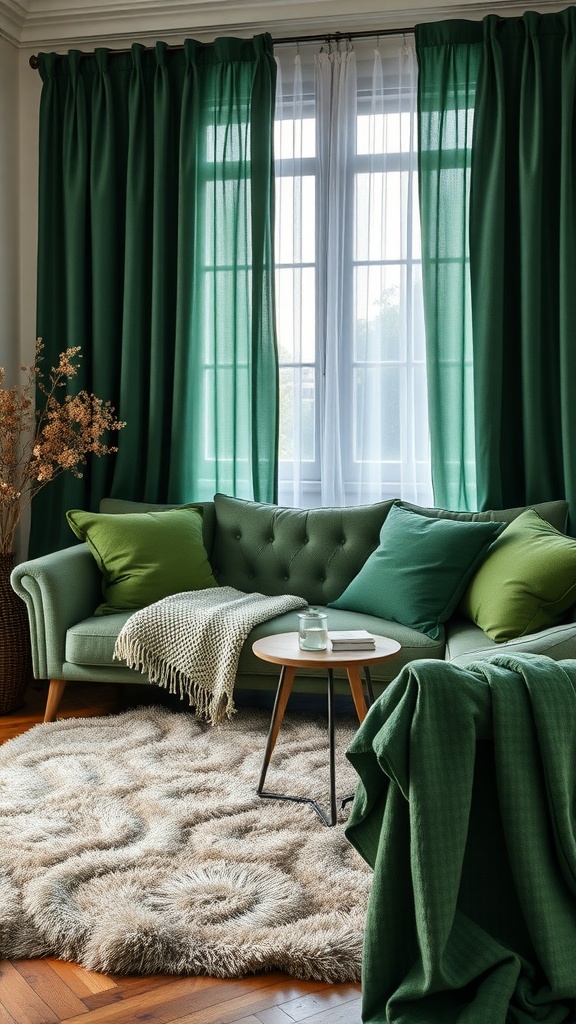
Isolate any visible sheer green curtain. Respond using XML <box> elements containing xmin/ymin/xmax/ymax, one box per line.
<box><xmin>415</xmin><ymin>21</ymin><xmax>482</xmax><ymax>511</ymax></box>
<box><xmin>470</xmin><ymin>10</ymin><xmax>576</xmax><ymax>517</ymax></box>
<box><xmin>32</xmin><ymin>36</ymin><xmax>278</xmax><ymax>556</ymax></box>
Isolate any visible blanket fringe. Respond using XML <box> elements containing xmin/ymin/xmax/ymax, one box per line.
<box><xmin>114</xmin><ymin>635</ymin><xmax>233</xmax><ymax>726</ymax></box>
<box><xmin>113</xmin><ymin>587</ymin><xmax>308</xmax><ymax>727</ymax></box>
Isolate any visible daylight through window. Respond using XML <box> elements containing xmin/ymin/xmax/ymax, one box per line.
<box><xmin>274</xmin><ymin>38</ymin><xmax>433</xmax><ymax>509</ymax></box>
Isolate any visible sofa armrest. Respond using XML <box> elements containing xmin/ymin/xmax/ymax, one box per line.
<box><xmin>11</xmin><ymin>545</ymin><xmax>101</xmax><ymax>680</ymax></box>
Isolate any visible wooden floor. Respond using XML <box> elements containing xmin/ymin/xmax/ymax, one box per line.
<box><xmin>0</xmin><ymin>680</ymin><xmax>363</xmax><ymax>1024</ymax></box>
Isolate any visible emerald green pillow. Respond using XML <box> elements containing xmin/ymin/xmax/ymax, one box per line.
<box><xmin>460</xmin><ymin>508</ymin><xmax>576</xmax><ymax>642</ymax></box>
<box><xmin>66</xmin><ymin>507</ymin><xmax>218</xmax><ymax>616</ymax></box>
<box><xmin>328</xmin><ymin>504</ymin><xmax>503</xmax><ymax>639</ymax></box>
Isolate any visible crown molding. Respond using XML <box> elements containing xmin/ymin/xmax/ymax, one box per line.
<box><xmin>0</xmin><ymin>0</ymin><xmax>570</xmax><ymax>50</ymax></box>
<box><xmin>0</xmin><ymin>0</ymin><xmax>26</xmax><ymax>45</ymax></box>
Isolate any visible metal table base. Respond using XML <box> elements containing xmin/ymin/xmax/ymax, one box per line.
<box><xmin>257</xmin><ymin>665</ymin><xmax>375</xmax><ymax>827</ymax></box>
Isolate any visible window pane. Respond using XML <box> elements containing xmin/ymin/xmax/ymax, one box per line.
<box><xmin>275</xmin><ymin>174</ymin><xmax>315</xmax><ymax>265</ymax></box>
<box><xmin>274</xmin><ymin>43</ymin><xmax>432</xmax><ymax>507</ymax></box>
<box><xmin>275</xmin><ymin>266</ymin><xmax>315</xmax><ymax>363</ymax></box>
<box><xmin>274</xmin><ymin>116</ymin><xmax>315</xmax><ymax>159</ymax></box>
<box><xmin>202</xmin><ymin>180</ymin><xmax>250</xmax><ymax>265</ymax></box>
<box><xmin>413</xmin><ymin>364</ymin><xmax>429</xmax><ymax>462</ymax></box>
<box><xmin>412</xmin><ymin>175</ymin><xmax>421</xmax><ymax>260</ymax></box>
<box><xmin>199</xmin><ymin>269</ymin><xmax>250</xmax><ymax>362</ymax></box>
<box><xmin>203</xmin><ymin>366</ymin><xmax>250</xmax><ymax>461</ymax></box>
<box><xmin>355</xmin><ymin>172</ymin><xmax>413</xmax><ymax>261</ymax></box>
<box><xmin>357</xmin><ymin>112</ymin><xmax>413</xmax><ymax>155</ymax></box>
<box><xmin>354</xmin><ymin>366</ymin><xmax>400</xmax><ymax>461</ymax></box>
<box><xmin>425</xmin><ymin>106</ymin><xmax>475</xmax><ymax>152</ymax></box>
<box><xmin>354</xmin><ymin>265</ymin><xmax>401</xmax><ymax>361</ymax></box>
<box><xmin>279</xmin><ymin>366</ymin><xmax>315</xmax><ymax>461</ymax></box>
<box><xmin>412</xmin><ymin>264</ymin><xmax>426</xmax><ymax>362</ymax></box>
<box><xmin>204</xmin><ymin>122</ymin><xmax>249</xmax><ymax>163</ymax></box>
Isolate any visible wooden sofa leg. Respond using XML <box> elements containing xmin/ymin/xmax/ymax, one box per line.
<box><xmin>44</xmin><ymin>680</ymin><xmax>67</xmax><ymax>723</ymax></box>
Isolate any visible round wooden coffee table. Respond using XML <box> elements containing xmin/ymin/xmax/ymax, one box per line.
<box><xmin>252</xmin><ymin>631</ymin><xmax>401</xmax><ymax>826</ymax></box>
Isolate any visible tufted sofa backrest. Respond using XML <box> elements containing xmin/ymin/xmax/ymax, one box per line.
<box><xmin>100</xmin><ymin>494</ymin><xmax>572</xmax><ymax>611</ymax></box>
<box><xmin>211</xmin><ymin>493</ymin><xmax>395</xmax><ymax>606</ymax></box>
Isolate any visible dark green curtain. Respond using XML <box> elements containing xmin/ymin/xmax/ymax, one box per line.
<box><xmin>417</xmin><ymin>10</ymin><xmax>576</xmax><ymax>525</ymax></box>
<box><xmin>470</xmin><ymin>10</ymin><xmax>576</xmax><ymax>518</ymax></box>
<box><xmin>416</xmin><ymin>21</ymin><xmax>482</xmax><ymax>511</ymax></box>
<box><xmin>32</xmin><ymin>36</ymin><xmax>278</xmax><ymax>556</ymax></box>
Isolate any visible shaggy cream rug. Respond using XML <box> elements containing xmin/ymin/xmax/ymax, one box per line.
<box><xmin>0</xmin><ymin>705</ymin><xmax>371</xmax><ymax>980</ymax></box>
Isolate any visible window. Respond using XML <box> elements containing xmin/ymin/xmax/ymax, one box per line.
<box><xmin>274</xmin><ymin>40</ymin><xmax>432</xmax><ymax>509</ymax></box>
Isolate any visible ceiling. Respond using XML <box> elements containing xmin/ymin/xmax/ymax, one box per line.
<box><xmin>0</xmin><ymin>0</ymin><xmax>568</xmax><ymax>49</ymax></box>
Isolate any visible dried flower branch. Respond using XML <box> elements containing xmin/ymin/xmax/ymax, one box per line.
<box><xmin>0</xmin><ymin>339</ymin><xmax>125</xmax><ymax>553</ymax></box>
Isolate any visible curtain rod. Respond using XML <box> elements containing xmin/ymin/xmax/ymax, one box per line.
<box><xmin>28</xmin><ymin>25</ymin><xmax>415</xmax><ymax>69</ymax></box>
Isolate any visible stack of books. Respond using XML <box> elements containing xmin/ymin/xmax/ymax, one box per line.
<box><xmin>329</xmin><ymin>629</ymin><xmax>376</xmax><ymax>651</ymax></box>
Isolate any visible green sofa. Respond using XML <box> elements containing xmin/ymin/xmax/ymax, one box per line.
<box><xmin>11</xmin><ymin>493</ymin><xmax>576</xmax><ymax>723</ymax></box>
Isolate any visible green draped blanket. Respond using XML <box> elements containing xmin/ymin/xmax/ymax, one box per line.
<box><xmin>345</xmin><ymin>654</ymin><xmax>576</xmax><ymax>1023</ymax></box>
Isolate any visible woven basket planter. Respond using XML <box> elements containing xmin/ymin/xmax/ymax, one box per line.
<box><xmin>0</xmin><ymin>552</ymin><xmax>33</xmax><ymax>714</ymax></box>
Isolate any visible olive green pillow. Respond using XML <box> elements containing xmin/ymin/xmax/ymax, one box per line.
<box><xmin>66</xmin><ymin>507</ymin><xmax>218</xmax><ymax>615</ymax></box>
<box><xmin>328</xmin><ymin>503</ymin><xmax>503</xmax><ymax>639</ymax></box>
<box><xmin>460</xmin><ymin>508</ymin><xmax>576</xmax><ymax>642</ymax></box>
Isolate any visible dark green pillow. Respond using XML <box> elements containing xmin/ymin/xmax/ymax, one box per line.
<box><xmin>460</xmin><ymin>508</ymin><xmax>576</xmax><ymax>641</ymax></box>
<box><xmin>328</xmin><ymin>503</ymin><xmax>503</xmax><ymax>639</ymax></box>
<box><xmin>66</xmin><ymin>507</ymin><xmax>218</xmax><ymax>615</ymax></box>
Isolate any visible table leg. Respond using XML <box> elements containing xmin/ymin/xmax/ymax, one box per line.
<box><xmin>257</xmin><ymin>664</ymin><xmax>296</xmax><ymax>793</ymax></box>
<box><xmin>257</xmin><ymin>663</ymin><xmax>338</xmax><ymax>827</ymax></box>
<box><xmin>327</xmin><ymin>668</ymin><xmax>337</xmax><ymax>826</ymax></box>
<box><xmin>363</xmin><ymin>666</ymin><xmax>375</xmax><ymax>707</ymax></box>
<box><xmin>346</xmin><ymin>664</ymin><xmax>369</xmax><ymax>723</ymax></box>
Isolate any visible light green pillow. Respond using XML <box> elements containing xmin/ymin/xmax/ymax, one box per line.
<box><xmin>328</xmin><ymin>504</ymin><xmax>503</xmax><ymax>639</ymax></box>
<box><xmin>66</xmin><ymin>507</ymin><xmax>218</xmax><ymax>615</ymax></box>
<box><xmin>460</xmin><ymin>508</ymin><xmax>576</xmax><ymax>642</ymax></box>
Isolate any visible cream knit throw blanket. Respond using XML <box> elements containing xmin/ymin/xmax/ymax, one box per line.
<box><xmin>114</xmin><ymin>587</ymin><xmax>307</xmax><ymax>725</ymax></box>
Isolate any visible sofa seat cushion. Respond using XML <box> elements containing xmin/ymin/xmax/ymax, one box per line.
<box><xmin>444</xmin><ymin>616</ymin><xmax>500</xmax><ymax>663</ymax></box>
<box><xmin>66</xmin><ymin>606</ymin><xmax>444</xmax><ymax>684</ymax></box>
<box><xmin>66</xmin><ymin>612</ymin><xmax>134</xmax><ymax>666</ymax></box>
<box><xmin>238</xmin><ymin>607</ymin><xmax>445</xmax><ymax>683</ymax></box>
<box><xmin>446</xmin><ymin>614</ymin><xmax>576</xmax><ymax>665</ymax></box>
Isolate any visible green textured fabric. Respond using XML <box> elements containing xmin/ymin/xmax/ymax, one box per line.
<box><xmin>66</xmin><ymin>507</ymin><xmax>217</xmax><ymax>615</ymax></box>
<box><xmin>415</xmin><ymin>21</ymin><xmax>482</xmax><ymax>511</ymax></box>
<box><xmin>328</xmin><ymin>504</ymin><xmax>502</xmax><ymax>639</ymax></box>
<box><xmin>31</xmin><ymin>37</ymin><xmax>278</xmax><ymax>557</ymax></box>
<box><xmin>461</xmin><ymin>509</ymin><xmax>576</xmax><ymax>642</ymax></box>
<box><xmin>98</xmin><ymin>498</ymin><xmax>218</xmax><ymax>565</ymax></box>
<box><xmin>469</xmin><ymin>11</ymin><xmax>576</xmax><ymax>521</ymax></box>
<box><xmin>345</xmin><ymin>654</ymin><xmax>576</xmax><ymax>1024</ymax></box>
<box><xmin>417</xmin><ymin>12</ymin><xmax>576</xmax><ymax>526</ymax></box>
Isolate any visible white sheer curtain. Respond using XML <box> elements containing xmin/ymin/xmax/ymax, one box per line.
<box><xmin>274</xmin><ymin>37</ymin><xmax>433</xmax><ymax>509</ymax></box>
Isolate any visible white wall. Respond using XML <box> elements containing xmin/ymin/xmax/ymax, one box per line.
<box><xmin>18</xmin><ymin>48</ymin><xmax>40</xmax><ymax>370</ymax></box>
<box><xmin>0</xmin><ymin>35</ymin><xmax>19</xmax><ymax>379</ymax></box>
